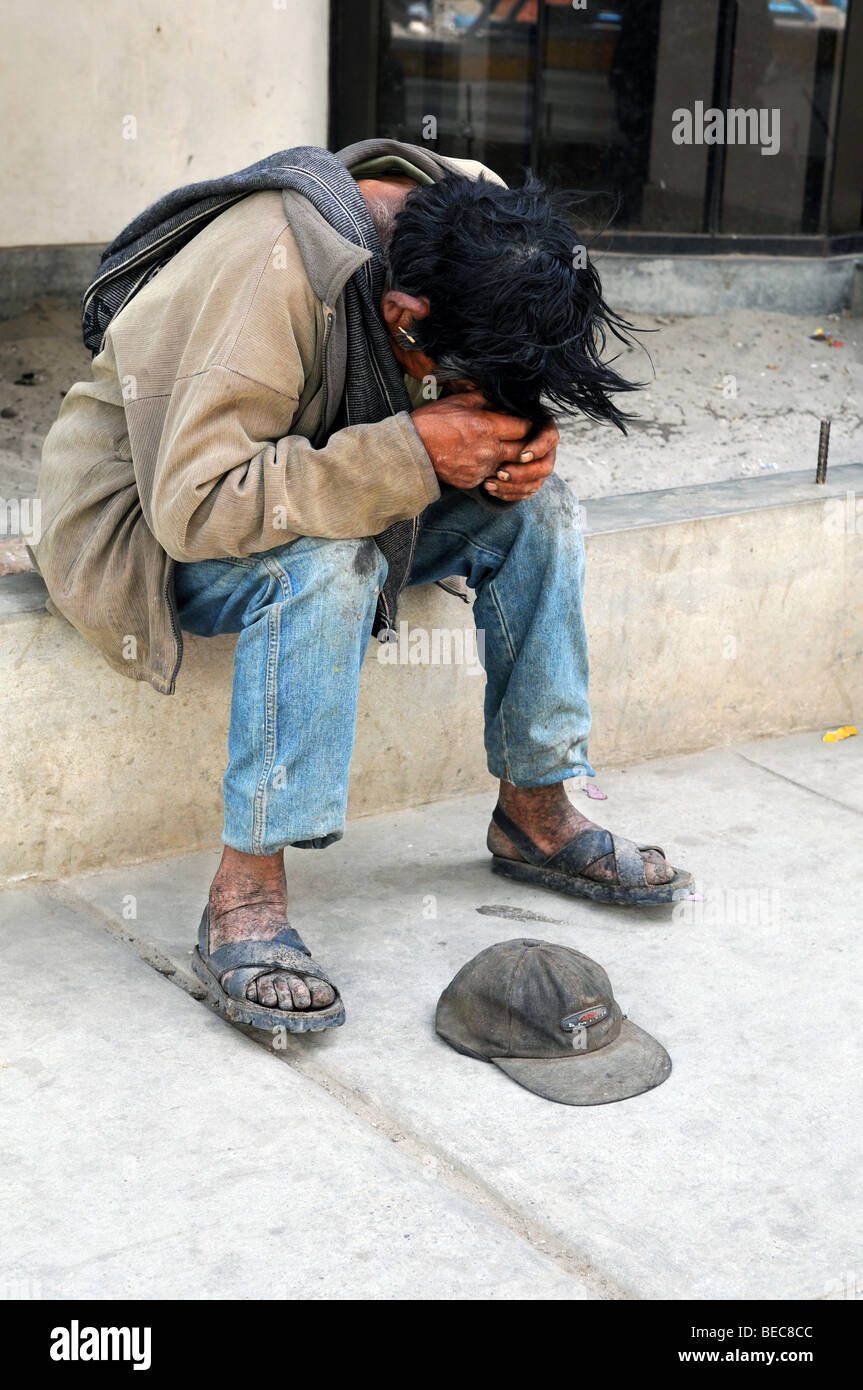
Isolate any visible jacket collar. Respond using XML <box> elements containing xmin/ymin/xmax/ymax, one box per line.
<box><xmin>336</xmin><ymin>137</ymin><xmax>461</xmax><ymax>184</ymax></box>
<box><xmin>280</xmin><ymin>189</ymin><xmax>372</xmax><ymax>307</ymax></box>
<box><xmin>284</xmin><ymin>138</ymin><xmax>465</xmax><ymax>308</ymax></box>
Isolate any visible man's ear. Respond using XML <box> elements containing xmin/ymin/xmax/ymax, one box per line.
<box><xmin>380</xmin><ymin>290</ymin><xmax>431</xmax><ymax>337</ymax></box>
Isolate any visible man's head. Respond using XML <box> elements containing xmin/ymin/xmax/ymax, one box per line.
<box><xmin>379</xmin><ymin>173</ymin><xmax>639</xmax><ymax>431</ymax></box>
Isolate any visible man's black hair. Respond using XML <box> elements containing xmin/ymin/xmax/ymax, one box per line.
<box><xmin>387</xmin><ymin>173</ymin><xmax>640</xmax><ymax>431</ymax></box>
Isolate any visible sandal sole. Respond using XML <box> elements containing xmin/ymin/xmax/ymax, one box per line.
<box><xmin>491</xmin><ymin>855</ymin><xmax>694</xmax><ymax>907</ymax></box>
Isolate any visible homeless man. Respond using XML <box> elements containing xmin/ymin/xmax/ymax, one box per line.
<box><xmin>31</xmin><ymin>140</ymin><xmax>693</xmax><ymax>1033</ymax></box>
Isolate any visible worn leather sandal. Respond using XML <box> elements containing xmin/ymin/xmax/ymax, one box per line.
<box><xmin>191</xmin><ymin>906</ymin><xmax>345</xmax><ymax>1032</ymax></box>
<box><xmin>489</xmin><ymin>806</ymin><xmax>694</xmax><ymax>906</ymax></box>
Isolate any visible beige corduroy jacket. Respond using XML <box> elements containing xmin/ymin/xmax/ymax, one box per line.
<box><xmin>31</xmin><ymin>145</ymin><xmax>503</xmax><ymax>694</ymax></box>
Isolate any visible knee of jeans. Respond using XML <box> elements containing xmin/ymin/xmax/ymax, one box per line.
<box><xmin>520</xmin><ymin>473</ymin><xmax>584</xmax><ymax>534</ymax></box>
<box><xmin>313</xmin><ymin>536</ymin><xmax>388</xmax><ymax>600</ymax></box>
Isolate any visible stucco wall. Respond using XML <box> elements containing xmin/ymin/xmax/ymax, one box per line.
<box><xmin>0</xmin><ymin>0</ymin><xmax>330</xmax><ymax>248</ymax></box>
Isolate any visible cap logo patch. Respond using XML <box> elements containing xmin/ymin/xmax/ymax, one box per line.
<box><xmin>560</xmin><ymin>1005</ymin><xmax>608</xmax><ymax>1032</ymax></box>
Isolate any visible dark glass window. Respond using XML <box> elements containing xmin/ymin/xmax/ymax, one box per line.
<box><xmin>720</xmin><ymin>1</ymin><xmax>850</xmax><ymax>234</ymax></box>
<box><xmin>332</xmin><ymin>1</ymin><xmax>861</xmax><ymax>242</ymax></box>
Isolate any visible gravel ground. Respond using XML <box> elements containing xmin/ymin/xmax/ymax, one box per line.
<box><xmin>2</xmin><ymin>295</ymin><xmax>861</xmax><ymax>572</ymax></box>
<box><xmin>555</xmin><ymin>306</ymin><xmax>862</xmax><ymax>498</ymax></box>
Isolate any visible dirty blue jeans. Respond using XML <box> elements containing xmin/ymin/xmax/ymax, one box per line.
<box><xmin>173</xmin><ymin>473</ymin><xmax>594</xmax><ymax>854</ymax></box>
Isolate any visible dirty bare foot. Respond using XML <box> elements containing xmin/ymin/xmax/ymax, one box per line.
<box><xmin>487</xmin><ymin>781</ymin><xmax>674</xmax><ymax>886</ymax></box>
<box><xmin>207</xmin><ymin>847</ymin><xmax>336</xmax><ymax>1010</ymax></box>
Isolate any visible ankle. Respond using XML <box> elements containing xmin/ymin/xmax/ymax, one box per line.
<box><xmin>495</xmin><ymin>782</ymin><xmax>595</xmax><ymax>855</ymax></box>
<box><xmin>498</xmin><ymin>781</ymin><xmax>571</xmax><ymax>817</ymax></box>
<box><xmin>209</xmin><ymin>846</ymin><xmax>286</xmax><ymax>915</ymax></box>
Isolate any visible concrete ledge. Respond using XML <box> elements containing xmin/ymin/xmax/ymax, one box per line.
<box><xmin>0</xmin><ymin>570</ymin><xmax>48</xmax><ymax>616</ymax></box>
<box><xmin>0</xmin><ymin>244</ymin><xmax>101</xmax><ymax>321</ymax></box>
<box><xmin>598</xmin><ymin>251</ymin><xmax>860</xmax><ymax>317</ymax></box>
<box><xmin>584</xmin><ymin>469</ymin><xmax>862</xmax><ymax>765</ymax></box>
<box><xmin>2</xmin><ymin>583</ymin><xmax>494</xmax><ymax>882</ymax></box>
<box><xmin>583</xmin><ymin>463</ymin><xmax>863</xmax><ymax>533</ymax></box>
<box><xmin>2</xmin><ymin>466</ymin><xmax>861</xmax><ymax>881</ymax></box>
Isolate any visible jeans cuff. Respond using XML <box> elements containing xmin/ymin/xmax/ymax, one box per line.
<box><xmin>221</xmin><ymin>827</ymin><xmax>345</xmax><ymax>855</ymax></box>
<box><xmin>487</xmin><ymin>760</ymin><xmax>596</xmax><ymax>787</ymax></box>
<box><xmin>290</xmin><ymin>831</ymin><xmax>344</xmax><ymax>850</ymax></box>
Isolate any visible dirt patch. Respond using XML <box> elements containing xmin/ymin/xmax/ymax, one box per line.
<box><xmin>2</xmin><ymin>298</ymin><xmax>861</xmax><ymax>576</ymax></box>
<box><xmin>555</xmin><ymin>307</ymin><xmax>862</xmax><ymax>498</ymax></box>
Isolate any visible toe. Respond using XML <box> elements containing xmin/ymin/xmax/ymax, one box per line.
<box><xmin>273</xmin><ymin>976</ymin><xmax>294</xmax><ymax>1012</ymax></box>
<box><xmin>245</xmin><ymin>977</ymin><xmax>258</xmax><ymax>1004</ymax></box>
<box><xmin>308</xmin><ymin>977</ymin><xmax>336</xmax><ymax>1009</ymax></box>
<box><xmin>286</xmin><ymin>974</ymin><xmax>311</xmax><ymax>1009</ymax></box>
<box><xmin>642</xmin><ymin>851</ymin><xmax>675</xmax><ymax>885</ymax></box>
<box><xmin>256</xmin><ymin>974</ymin><xmax>279</xmax><ymax>1008</ymax></box>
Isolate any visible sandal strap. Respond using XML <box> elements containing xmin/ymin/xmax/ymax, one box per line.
<box><xmin>209</xmin><ymin>943</ymin><xmax>337</xmax><ymax>1001</ymax></box>
<box><xmin>544</xmin><ymin>828</ymin><xmax>615</xmax><ymax>877</ymax></box>
<box><xmin>196</xmin><ymin>908</ymin><xmax>337</xmax><ymax>1001</ymax></box>
<box><xmin>207</xmin><ymin>939</ymin><xmax>314</xmax><ymax>976</ymax></box>
<box><xmin>491</xmin><ymin>806</ymin><xmax>548</xmax><ymax>866</ymax></box>
<box><xmin>493</xmin><ymin>806</ymin><xmax>615</xmax><ymax>877</ymax></box>
<box><xmin>492</xmin><ymin>809</ymin><xmax>668</xmax><ymax>889</ymax></box>
<box><xmin>197</xmin><ymin>906</ymin><xmax>309</xmax><ymax>958</ymax></box>
<box><xmin>612</xmin><ymin>834</ymin><xmax>650</xmax><ymax>888</ymax></box>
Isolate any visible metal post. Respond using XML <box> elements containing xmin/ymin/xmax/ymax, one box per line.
<box><xmin>816</xmin><ymin>419</ymin><xmax>831</xmax><ymax>484</ymax></box>
<box><xmin>529</xmin><ymin>0</ymin><xmax>549</xmax><ymax>173</ymax></box>
<box><xmin>702</xmin><ymin>0</ymin><xmax>738</xmax><ymax>235</ymax></box>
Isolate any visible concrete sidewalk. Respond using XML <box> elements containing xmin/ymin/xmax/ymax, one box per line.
<box><xmin>1</xmin><ymin>731</ymin><xmax>861</xmax><ymax>1300</ymax></box>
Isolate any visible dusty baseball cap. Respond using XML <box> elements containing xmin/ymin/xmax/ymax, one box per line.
<box><xmin>435</xmin><ymin>938</ymin><xmax>671</xmax><ymax>1106</ymax></box>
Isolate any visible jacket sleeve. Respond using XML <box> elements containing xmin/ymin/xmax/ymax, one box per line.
<box><xmin>149</xmin><ymin>363</ymin><xmax>439</xmax><ymax>562</ymax></box>
<box><xmin>146</xmin><ymin>213</ymin><xmax>440</xmax><ymax>563</ymax></box>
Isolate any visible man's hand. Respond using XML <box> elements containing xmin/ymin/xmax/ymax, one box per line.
<box><xmin>484</xmin><ymin>415</ymin><xmax>559</xmax><ymax>501</ymax></box>
<box><xmin>411</xmin><ymin>392</ymin><xmax>558</xmax><ymax>501</ymax></box>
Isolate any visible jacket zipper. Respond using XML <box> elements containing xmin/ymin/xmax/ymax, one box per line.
<box><xmin>320</xmin><ymin>306</ymin><xmax>334</xmax><ymax>429</ymax></box>
<box><xmin>164</xmin><ymin>560</ymin><xmax>184</xmax><ymax>695</ymax></box>
<box><xmin>319</xmin><ymin>300</ymin><xmax>393</xmax><ymax>640</ymax></box>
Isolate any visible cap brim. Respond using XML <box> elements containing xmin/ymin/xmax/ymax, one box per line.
<box><xmin>492</xmin><ymin>1019</ymin><xmax>671</xmax><ymax>1106</ymax></box>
